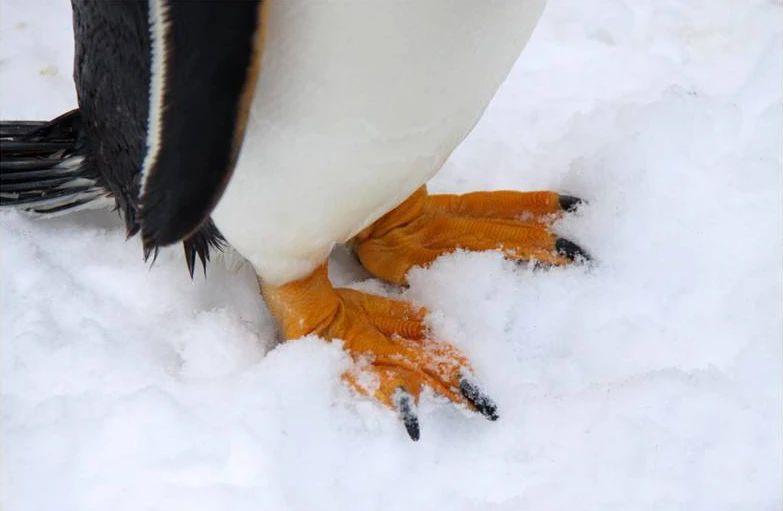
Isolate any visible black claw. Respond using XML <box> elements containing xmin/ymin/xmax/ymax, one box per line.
<box><xmin>460</xmin><ymin>379</ymin><xmax>499</xmax><ymax>421</ymax></box>
<box><xmin>395</xmin><ymin>389</ymin><xmax>420</xmax><ymax>441</ymax></box>
<box><xmin>555</xmin><ymin>238</ymin><xmax>591</xmax><ymax>262</ymax></box>
<box><xmin>558</xmin><ymin>194</ymin><xmax>584</xmax><ymax>213</ymax></box>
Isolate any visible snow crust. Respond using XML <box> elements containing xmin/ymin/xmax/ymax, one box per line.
<box><xmin>2</xmin><ymin>0</ymin><xmax>781</xmax><ymax>509</ymax></box>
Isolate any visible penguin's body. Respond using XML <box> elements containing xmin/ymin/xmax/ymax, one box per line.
<box><xmin>2</xmin><ymin>0</ymin><xmax>592</xmax><ymax>440</ymax></box>
<box><xmin>3</xmin><ymin>0</ymin><xmax>546</xmax><ymax>278</ymax></box>
<box><xmin>214</xmin><ymin>1</ymin><xmax>546</xmax><ymax>283</ymax></box>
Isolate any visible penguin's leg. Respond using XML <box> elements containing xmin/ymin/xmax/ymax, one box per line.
<box><xmin>351</xmin><ymin>186</ymin><xmax>589</xmax><ymax>285</ymax></box>
<box><xmin>260</xmin><ymin>263</ymin><xmax>498</xmax><ymax>440</ymax></box>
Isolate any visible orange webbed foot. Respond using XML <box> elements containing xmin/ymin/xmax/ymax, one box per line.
<box><xmin>352</xmin><ymin>186</ymin><xmax>590</xmax><ymax>285</ymax></box>
<box><xmin>261</xmin><ymin>264</ymin><xmax>498</xmax><ymax>441</ymax></box>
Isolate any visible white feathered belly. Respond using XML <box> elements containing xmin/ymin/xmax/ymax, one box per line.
<box><xmin>212</xmin><ymin>0</ymin><xmax>546</xmax><ymax>284</ymax></box>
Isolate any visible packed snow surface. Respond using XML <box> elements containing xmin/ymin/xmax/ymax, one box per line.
<box><xmin>1</xmin><ymin>1</ymin><xmax>781</xmax><ymax>510</ymax></box>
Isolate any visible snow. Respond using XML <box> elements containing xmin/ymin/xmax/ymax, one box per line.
<box><xmin>1</xmin><ymin>0</ymin><xmax>781</xmax><ymax>509</ymax></box>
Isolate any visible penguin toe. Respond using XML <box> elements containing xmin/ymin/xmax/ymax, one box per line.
<box><xmin>558</xmin><ymin>194</ymin><xmax>584</xmax><ymax>213</ymax></box>
<box><xmin>555</xmin><ymin>237</ymin><xmax>591</xmax><ymax>262</ymax></box>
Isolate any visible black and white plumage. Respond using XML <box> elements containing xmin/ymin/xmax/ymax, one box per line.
<box><xmin>1</xmin><ymin>0</ymin><xmax>263</xmax><ymax>275</ymax></box>
<box><xmin>1</xmin><ymin>0</ymin><xmax>547</xmax><ymax>284</ymax></box>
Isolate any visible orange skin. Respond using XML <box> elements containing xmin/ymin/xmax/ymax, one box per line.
<box><xmin>262</xmin><ymin>264</ymin><xmax>468</xmax><ymax>408</ymax></box>
<box><xmin>353</xmin><ymin>186</ymin><xmax>573</xmax><ymax>285</ymax></box>
<box><xmin>260</xmin><ymin>186</ymin><xmax>584</xmax><ymax>427</ymax></box>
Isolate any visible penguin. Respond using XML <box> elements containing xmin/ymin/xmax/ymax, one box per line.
<box><xmin>0</xmin><ymin>0</ymin><xmax>588</xmax><ymax>441</ymax></box>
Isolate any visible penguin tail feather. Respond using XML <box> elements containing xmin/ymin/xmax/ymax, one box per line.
<box><xmin>2</xmin><ymin>109</ymin><xmax>226</xmax><ymax>279</ymax></box>
<box><xmin>0</xmin><ymin>109</ymin><xmax>111</xmax><ymax>216</ymax></box>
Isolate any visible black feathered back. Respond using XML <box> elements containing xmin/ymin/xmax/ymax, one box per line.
<box><xmin>72</xmin><ymin>0</ymin><xmax>149</xmax><ymax>235</ymax></box>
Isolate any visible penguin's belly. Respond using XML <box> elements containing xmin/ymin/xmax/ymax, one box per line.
<box><xmin>212</xmin><ymin>0</ymin><xmax>546</xmax><ymax>284</ymax></box>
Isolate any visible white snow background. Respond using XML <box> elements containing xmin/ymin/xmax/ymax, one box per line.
<box><xmin>1</xmin><ymin>1</ymin><xmax>781</xmax><ymax>510</ymax></box>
